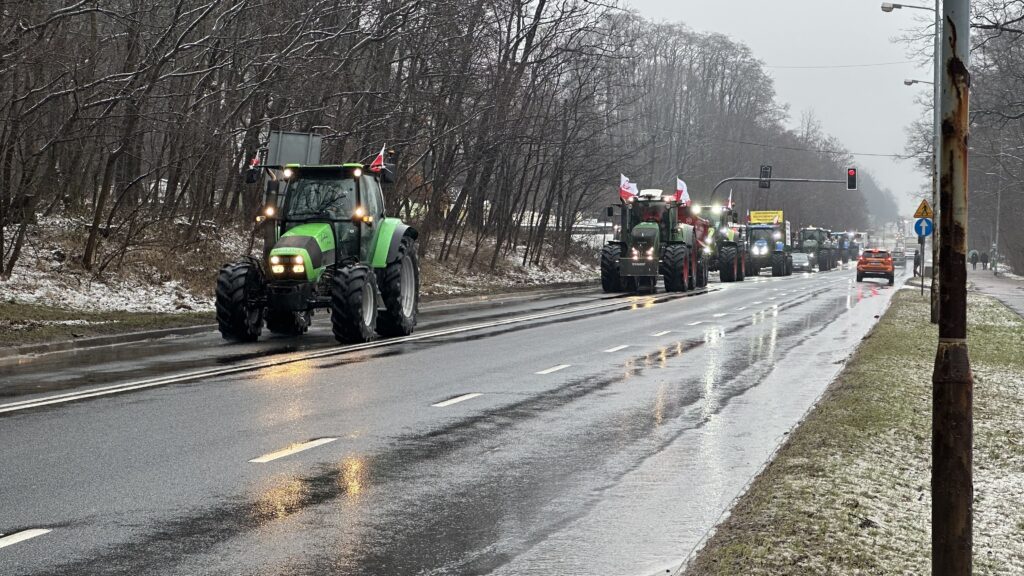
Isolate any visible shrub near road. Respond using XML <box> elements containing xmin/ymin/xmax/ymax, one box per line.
<box><xmin>684</xmin><ymin>290</ymin><xmax>1024</xmax><ymax>575</ymax></box>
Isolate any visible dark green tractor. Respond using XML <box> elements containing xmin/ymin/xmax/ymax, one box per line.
<box><xmin>747</xmin><ymin>223</ymin><xmax>793</xmax><ymax>277</ymax></box>
<box><xmin>601</xmin><ymin>190</ymin><xmax>701</xmax><ymax>294</ymax></box>
<box><xmin>216</xmin><ymin>163</ymin><xmax>419</xmax><ymax>343</ymax></box>
<box><xmin>797</xmin><ymin>227</ymin><xmax>834</xmax><ymax>272</ymax></box>
<box><xmin>693</xmin><ymin>204</ymin><xmax>748</xmax><ymax>282</ymax></box>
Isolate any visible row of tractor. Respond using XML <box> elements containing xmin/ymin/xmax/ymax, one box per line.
<box><xmin>599</xmin><ymin>189</ymin><xmax>857</xmax><ymax>294</ymax></box>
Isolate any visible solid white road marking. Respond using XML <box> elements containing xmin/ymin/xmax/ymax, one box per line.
<box><xmin>536</xmin><ymin>364</ymin><xmax>571</xmax><ymax>375</ymax></box>
<box><xmin>432</xmin><ymin>393</ymin><xmax>482</xmax><ymax>408</ymax></box>
<box><xmin>687</xmin><ymin>321</ymin><xmax>704</xmax><ymax>326</ymax></box>
<box><xmin>651</xmin><ymin>330</ymin><xmax>672</xmax><ymax>336</ymax></box>
<box><xmin>0</xmin><ymin>529</ymin><xmax>51</xmax><ymax>549</ymax></box>
<box><xmin>604</xmin><ymin>345</ymin><xmax>630</xmax><ymax>353</ymax></box>
<box><xmin>249</xmin><ymin>437</ymin><xmax>337</xmax><ymax>463</ymax></box>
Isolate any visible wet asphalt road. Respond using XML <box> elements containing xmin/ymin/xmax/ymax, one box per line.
<box><xmin>0</xmin><ymin>266</ymin><xmax>909</xmax><ymax>576</ymax></box>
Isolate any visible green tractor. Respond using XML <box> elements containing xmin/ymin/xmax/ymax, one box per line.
<box><xmin>797</xmin><ymin>226</ymin><xmax>836</xmax><ymax>272</ymax></box>
<box><xmin>216</xmin><ymin>162</ymin><xmax>420</xmax><ymax>343</ymax></box>
<box><xmin>691</xmin><ymin>203</ymin><xmax>748</xmax><ymax>282</ymax></box>
<box><xmin>601</xmin><ymin>189</ymin><xmax>703</xmax><ymax>294</ymax></box>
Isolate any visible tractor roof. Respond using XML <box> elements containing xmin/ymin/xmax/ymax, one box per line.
<box><xmin>281</xmin><ymin>163</ymin><xmax>364</xmax><ymax>169</ymax></box>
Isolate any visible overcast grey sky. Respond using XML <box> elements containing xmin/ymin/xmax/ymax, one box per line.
<box><xmin>625</xmin><ymin>0</ymin><xmax>932</xmax><ymax>213</ymax></box>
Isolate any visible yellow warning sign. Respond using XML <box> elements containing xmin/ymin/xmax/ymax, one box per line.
<box><xmin>914</xmin><ymin>200</ymin><xmax>934</xmax><ymax>219</ymax></box>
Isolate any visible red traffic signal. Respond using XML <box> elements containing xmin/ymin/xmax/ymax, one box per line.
<box><xmin>846</xmin><ymin>168</ymin><xmax>858</xmax><ymax>190</ymax></box>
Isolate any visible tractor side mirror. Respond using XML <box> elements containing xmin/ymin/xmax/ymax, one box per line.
<box><xmin>381</xmin><ymin>163</ymin><xmax>397</xmax><ymax>184</ymax></box>
<box><xmin>245</xmin><ymin>168</ymin><xmax>260</xmax><ymax>184</ymax></box>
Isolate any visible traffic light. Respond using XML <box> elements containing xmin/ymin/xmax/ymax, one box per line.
<box><xmin>846</xmin><ymin>167</ymin><xmax>858</xmax><ymax>191</ymax></box>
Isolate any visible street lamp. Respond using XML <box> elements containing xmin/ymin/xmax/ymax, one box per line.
<box><xmin>904</xmin><ymin>78</ymin><xmax>934</xmax><ymax>85</ymax></box>
<box><xmin>882</xmin><ymin>0</ymin><xmax>941</xmax><ymax>324</ymax></box>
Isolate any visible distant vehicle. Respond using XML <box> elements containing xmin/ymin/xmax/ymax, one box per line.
<box><xmin>856</xmin><ymin>248</ymin><xmax>895</xmax><ymax>286</ymax></box>
<box><xmin>892</xmin><ymin>247</ymin><xmax>906</xmax><ymax>267</ymax></box>
<box><xmin>792</xmin><ymin>252</ymin><xmax>812</xmax><ymax>272</ymax></box>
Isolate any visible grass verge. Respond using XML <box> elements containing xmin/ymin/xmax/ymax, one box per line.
<box><xmin>0</xmin><ymin>301</ymin><xmax>212</xmax><ymax>348</ymax></box>
<box><xmin>684</xmin><ymin>289</ymin><xmax>1024</xmax><ymax>575</ymax></box>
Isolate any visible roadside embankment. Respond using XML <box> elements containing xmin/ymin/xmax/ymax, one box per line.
<box><xmin>683</xmin><ymin>289</ymin><xmax>1024</xmax><ymax>575</ymax></box>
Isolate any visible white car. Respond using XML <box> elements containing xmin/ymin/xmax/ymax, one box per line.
<box><xmin>792</xmin><ymin>252</ymin><xmax>812</xmax><ymax>271</ymax></box>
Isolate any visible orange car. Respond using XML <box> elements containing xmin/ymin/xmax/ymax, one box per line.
<box><xmin>856</xmin><ymin>248</ymin><xmax>895</xmax><ymax>285</ymax></box>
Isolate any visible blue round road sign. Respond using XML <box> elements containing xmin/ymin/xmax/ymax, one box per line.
<box><xmin>915</xmin><ymin>218</ymin><xmax>933</xmax><ymax>237</ymax></box>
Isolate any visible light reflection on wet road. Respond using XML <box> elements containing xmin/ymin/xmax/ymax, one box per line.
<box><xmin>0</xmin><ymin>268</ymin><xmax>908</xmax><ymax>576</ymax></box>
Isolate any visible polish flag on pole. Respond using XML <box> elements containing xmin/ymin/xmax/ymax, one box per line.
<box><xmin>675</xmin><ymin>178</ymin><xmax>690</xmax><ymax>205</ymax></box>
<box><xmin>619</xmin><ymin>174</ymin><xmax>638</xmax><ymax>201</ymax></box>
<box><xmin>369</xmin><ymin>144</ymin><xmax>386</xmax><ymax>173</ymax></box>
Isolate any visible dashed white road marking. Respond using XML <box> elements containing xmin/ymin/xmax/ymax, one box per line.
<box><xmin>604</xmin><ymin>345</ymin><xmax>630</xmax><ymax>353</ymax></box>
<box><xmin>249</xmin><ymin>437</ymin><xmax>338</xmax><ymax>463</ymax></box>
<box><xmin>753</xmin><ymin>301</ymin><xmax>764</xmax><ymax>305</ymax></box>
<box><xmin>687</xmin><ymin>321</ymin><xmax>704</xmax><ymax>326</ymax></box>
<box><xmin>651</xmin><ymin>330</ymin><xmax>672</xmax><ymax>337</ymax></box>
<box><xmin>736</xmin><ymin>307</ymin><xmax>747</xmax><ymax>311</ymax></box>
<box><xmin>432</xmin><ymin>392</ymin><xmax>483</xmax><ymax>408</ymax></box>
<box><xmin>0</xmin><ymin>529</ymin><xmax>50</xmax><ymax>549</ymax></box>
<box><xmin>768</xmin><ymin>297</ymin><xmax>777</xmax><ymax>301</ymax></box>
<box><xmin>712</xmin><ymin>313</ymin><xmax>729</xmax><ymax>318</ymax></box>
<box><xmin>536</xmin><ymin>364</ymin><xmax>571</xmax><ymax>375</ymax></box>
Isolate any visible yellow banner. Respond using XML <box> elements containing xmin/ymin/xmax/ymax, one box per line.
<box><xmin>749</xmin><ymin>210</ymin><xmax>784</xmax><ymax>224</ymax></box>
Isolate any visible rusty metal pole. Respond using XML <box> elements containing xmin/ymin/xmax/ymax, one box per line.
<box><xmin>933</xmin><ymin>0</ymin><xmax>974</xmax><ymax>574</ymax></box>
<box><xmin>931</xmin><ymin>0</ymin><xmax>942</xmax><ymax>324</ymax></box>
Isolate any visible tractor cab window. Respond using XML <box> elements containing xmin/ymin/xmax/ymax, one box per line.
<box><xmin>360</xmin><ymin>175</ymin><xmax>384</xmax><ymax>218</ymax></box>
<box><xmin>284</xmin><ymin>175</ymin><xmax>356</xmax><ymax>220</ymax></box>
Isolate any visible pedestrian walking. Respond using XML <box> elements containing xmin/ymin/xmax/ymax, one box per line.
<box><xmin>969</xmin><ymin>250</ymin><xmax>979</xmax><ymax>270</ymax></box>
<box><xmin>981</xmin><ymin>251</ymin><xmax>990</xmax><ymax>270</ymax></box>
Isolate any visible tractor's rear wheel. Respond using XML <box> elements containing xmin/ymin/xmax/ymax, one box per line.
<box><xmin>661</xmin><ymin>244</ymin><xmax>689</xmax><ymax>292</ymax></box>
<box><xmin>771</xmin><ymin>253</ymin><xmax>784</xmax><ymax>277</ymax></box>
<box><xmin>216</xmin><ymin>261</ymin><xmax>264</xmax><ymax>342</ymax></box>
<box><xmin>719</xmin><ymin>246</ymin><xmax>737</xmax><ymax>282</ymax></box>
<box><xmin>736</xmin><ymin>250</ymin><xmax>747</xmax><ymax>282</ymax></box>
<box><xmin>266</xmin><ymin>310</ymin><xmax>310</xmax><ymax>336</ymax></box>
<box><xmin>687</xmin><ymin>250</ymin><xmax>697</xmax><ymax>290</ymax></box>
<box><xmin>601</xmin><ymin>244</ymin><xmax>624</xmax><ymax>293</ymax></box>
<box><xmin>377</xmin><ymin>236</ymin><xmax>419</xmax><ymax>337</ymax></box>
<box><xmin>331</xmin><ymin>264</ymin><xmax>378</xmax><ymax>343</ymax></box>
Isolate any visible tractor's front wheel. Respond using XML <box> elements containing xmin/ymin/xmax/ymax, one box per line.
<box><xmin>771</xmin><ymin>253</ymin><xmax>785</xmax><ymax>277</ymax></box>
<box><xmin>719</xmin><ymin>246</ymin><xmax>737</xmax><ymax>282</ymax></box>
<box><xmin>661</xmin><ymin>244</ymin><xmax>689</xmax><ymax>292</ymax></box>
<box><xmin>216</xmin><ymin>261</ymin><xmax>264</xmax><ymax>342</ymax></box>
<box><xmin>331</xmin><ymin>264</ymin><xmax>378</xmax><ymax>343</ymax></box>
<box><xmin>601</xmin><ymin>244</ymin><xmax>624</xmax><ymax>293</ymax></box>
<box><xmin>377</xmin><ymin>237</ymin><xmax>419</xmax><ymax>337</ymax></box>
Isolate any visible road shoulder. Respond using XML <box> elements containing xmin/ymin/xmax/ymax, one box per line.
<box><xmin>681</xmin><ymin>289</ymin><xmax>1024</xmax><ymax>575</ymax></box>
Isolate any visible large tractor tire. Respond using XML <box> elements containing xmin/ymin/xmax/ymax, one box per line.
<box><xmin>786</xmin><ymin>255</ymin><xmax>794</xmax><ymax>276</ymax></box>
<box><xmin>377</xmin><ymin>236</ymin><xmax>419</xmax><ymax>337</ymax></box>
<box><xmin>736</xmin><ymin>250</ymin><xmax>747</xmax><ymax>282</ymax></box>
<box><xmin>687</xmin><ymin>250</ymin><xmax>697</xmax><ymax>291</ymax></box>
<box><xmin>719</xmin><ymin>246</ymin><xmax>738</xmax><ymax>282</ymax></box>
<box><xmin>331</xmin><ymin>264</ymin><xmax>378</xmax><ymax>343</ymax></box>
<box><xmin>600</xmin><ymin>244</ymin><xmax>624</xmax><ymax>293</ymax></box>
<box><xmin>216</xmin><ymin>261</ymin><xmax>264</xmax><ymax>342</ymax></box>
<box><xmin>266</xmin><ymin>310</ymin><xmax>310</xmax><ymax>336</ymax></box>
<box><xmin>661</xmin><ymin>244</ymin><xmax>690</xmax><ymax>292</ymax></box>
<box><xmin>771</xmin><ymin>252</ymin><xmax>785</xmax><ymax>277</ymax></box>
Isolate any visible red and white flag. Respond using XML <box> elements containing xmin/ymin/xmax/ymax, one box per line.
<box><xmin>619</xmin><ymin>174</ymin><xmax>638</xmax><ymax>201</ymax></box>
<box><xmin>675</xmin><ymin>178</ymin><xmax>690</xmax><ymax>205</ymax></box>
<box><xmin>369</xmin><ymin>144</ymin><xmax>386</xmax><ymax>173</ymax></box>
<box><xmin>726</xmin><ymin>189</ymin><xmax>734</xmax><ymax>209</ymax></box>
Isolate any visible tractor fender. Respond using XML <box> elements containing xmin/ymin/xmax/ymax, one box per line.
<box><xmin>371</xmin><ymin>218</ymin><xmax>418</xmax><ymax>268</ymax></box>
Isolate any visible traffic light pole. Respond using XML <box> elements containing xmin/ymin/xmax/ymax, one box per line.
<box><xmin>933</xmin><ymin>0</ymin><xmax>973</xmax><ymax>574</ymax></box>
<box><xmin>705</xmin><ymin>177</ymin><xmax>844</xmax><ymax>204</ymax></box>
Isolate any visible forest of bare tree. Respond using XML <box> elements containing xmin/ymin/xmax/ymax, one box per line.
<box><xmin>1</xmin><ymin>0</ymin><xmax>898</xmax><ymax>284</ymax></box>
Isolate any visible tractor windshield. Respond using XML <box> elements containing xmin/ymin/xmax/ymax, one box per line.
<box><xmin>749</xmin><ymin>228</ymin><xmax>774</xmax><ymax>243</ymax></box>
<box><xmin>801</xmin><ymin>229</ymin><xmax>825</xmax><ymax>244</ymax></box>
<box><xmin>284</xmin><ymin>174</ymin><xmax>356</xmax><ymax>220</ymax></box>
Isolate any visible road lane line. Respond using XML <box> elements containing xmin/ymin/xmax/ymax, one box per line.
<box><xmin>712</xmin><ymin>313</ymin><xmax>729</xmax><ymax>318</ymax></box>
<box><xmin>736</xmin><ymin>307</ymin><xmax>747</xmax><ymax>311</ymax></box>
<box><xmin>249</xmin><ymin>438</ymin><xmax>338</xmax><ymax>463</ymax></box>
<box><xmin>0</xmin><ymin>529</ymin><xmax>50</xmax><ymax>549</ymax></box>
<box><xmin>651</xmin><ymin>330</ymin><xmax>672</xmax><ymax>336</ymax></box>
<box><xmin>536</xmin><ymin>364</ymin><xmax>571</xmax><ymax>375</ymax></box>
<box><xmin>2</xmin><ymin>286</ymin><xmax>732</xmax><ymax>415</ymax></box>
<box><xmin>753</xmin><ymin>301</ymin><xmax>764</xmax><ymax>305</ymax></box>
<box><xmin>687</xmin><ymin>321</ymin><xmax>704</xmax><ymax>326</ymax></box>
<box><xmin>604</xmin><ymin>345</ymin><xmax>629</xmax><ymax>353</ymax></box>
<box><xmin>432</xmin><ymin>393</ymin><xmax>482</xmax><ymax>407</ymax></box>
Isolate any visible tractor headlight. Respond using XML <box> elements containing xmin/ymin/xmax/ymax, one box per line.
<box><xmin>773</xmin><ymin>231</ymin><xmax>782</xmax><ymax>240</ymax></box>
<box><xmin>271</xmin><ymin>265</ymin><xmax>285</xmax><ymax>274</ymax></box>
<box><xmin>270</xmin><ymin>256</ymin><xmax>281</xmax><ymax>265</ymax></box>
<box><xmin>703</xmin><ymin>246</ymin><xmax>711</xmax><ymax>254</ymax></box>
<box><xmin>292</xmin><ymin>264</ymin><xmax>305</xmax><ymax>274</ymax></box>
<box><xmin>292</xmin><ymin>255</ymin><xmax>303</xmax><ymax>264</ymax></box>
<box><xmin>646</xmin><ymin>247</ymin><xmax>654</xmax><ymax>261</ymax></box>
<box><xmin>631</xmin><ymin>248</ymin><xmax>639</xmax><ymax>259</ymax></box>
